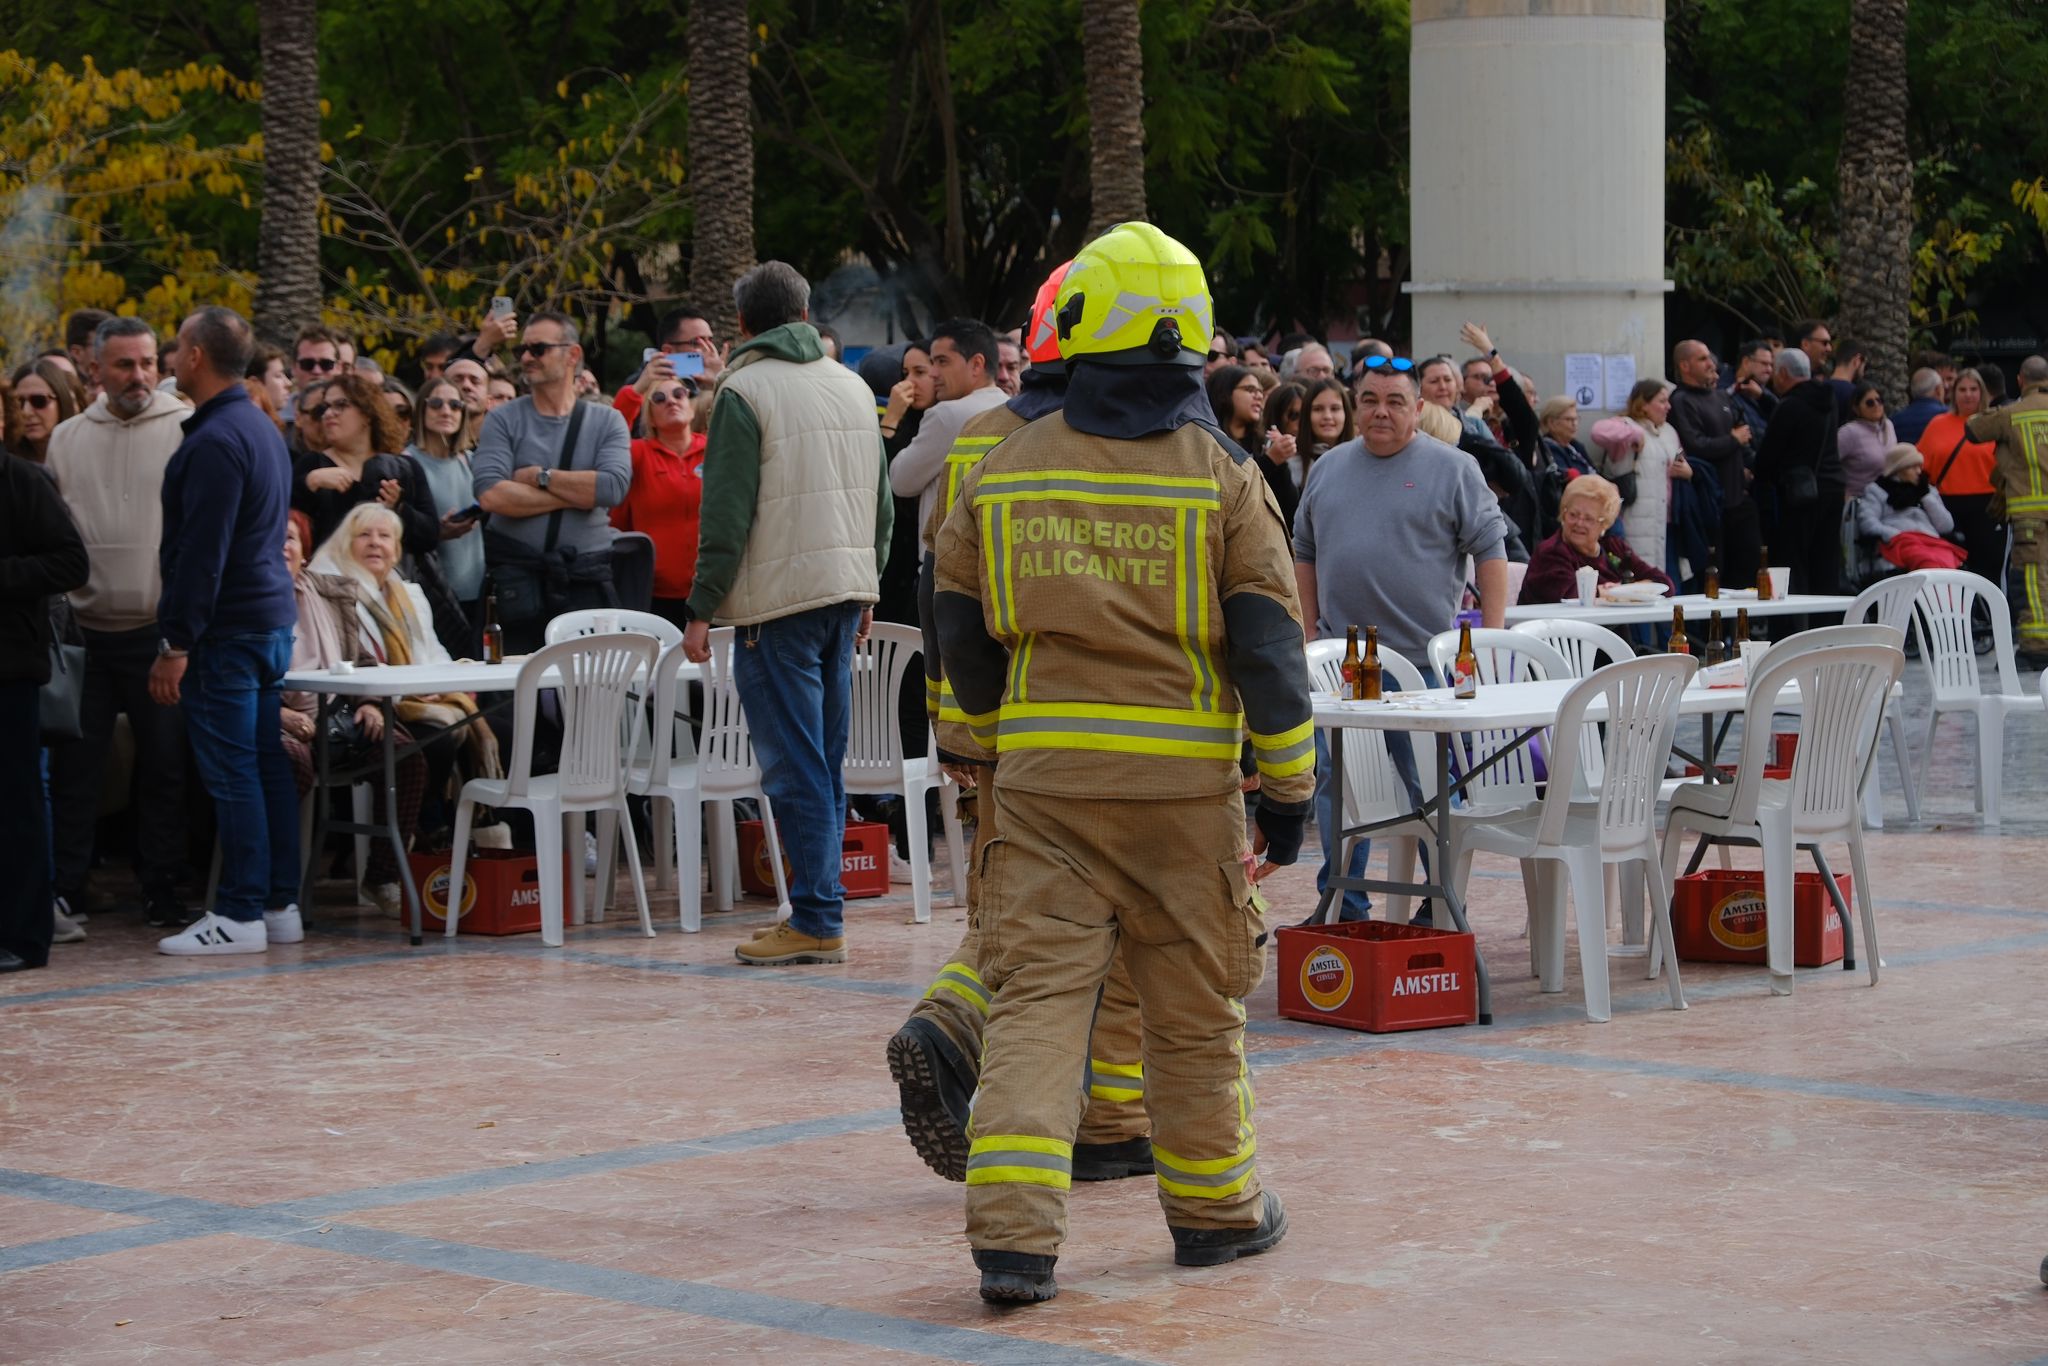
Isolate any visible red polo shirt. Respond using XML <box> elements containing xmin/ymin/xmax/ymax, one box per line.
<box><xmin>610</xmin><ymin>431</ymin><xmax>706</xmax><ymax>600</ymax></box>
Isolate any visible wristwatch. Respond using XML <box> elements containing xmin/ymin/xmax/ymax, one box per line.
<box><xmin>537</xmin><ymin>467</ymin><xmax>553</xmax><ymax>490</ymax></box>
<box><xmin>157</xmin><ymin>638</ymin><xmax>187</xmax><ymax>659</ymax></box>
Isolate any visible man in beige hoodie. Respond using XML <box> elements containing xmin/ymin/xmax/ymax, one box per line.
<box><xmin>45</xmin><ymin>316</ymin><xmax>195</xmax><ymax>932</ymax></box>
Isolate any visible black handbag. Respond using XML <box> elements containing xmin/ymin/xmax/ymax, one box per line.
<box><xmin>1613</xmin><ymin>470</ymin><xmax>1640</xmax><ymax>507</ymax></box>
<box><xmin>39</xmin><ymin>598</ymin><xmax>84</xmax><ymax>743</ymax></box>
<box><xmin>1780</xmin><ymin>463</ymin><xmax>1820</xmax><ymax>507</ymax></box>
<box><xmin>321</xmin><ymin>706</ymin><xmax>377</xmax><ymax>770</ymax></box>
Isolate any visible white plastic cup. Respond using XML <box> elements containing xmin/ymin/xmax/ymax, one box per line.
<box><xmin>1767</xmin><ymin>566</ymin><xmax>1790</xmax><ymax>599</ymax></box>
<box><xmin>331</xmin><ymin>660</ymin><xmax>355</xmax><ymax>675</ymax></box>
<box><xmin>591</xmin><ymin>612</ymin><xmax>620</xmax><ymax>634</ymax></box>
<box><xmin>1575</xmin><ymin>566</ymin><xmax>1599</xmax><ymax>606</ymax></box>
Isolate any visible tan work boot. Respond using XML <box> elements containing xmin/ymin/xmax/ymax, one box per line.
<box><xmin>735</xmin><ymin>922</ymin><xmax>846</xmax><ymax>965</ymax></box>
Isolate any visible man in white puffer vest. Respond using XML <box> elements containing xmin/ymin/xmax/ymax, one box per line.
<box><xmin>681</xmin><ymin>261</ymin><xmax>895</xmax><ymax>965</ymax></box>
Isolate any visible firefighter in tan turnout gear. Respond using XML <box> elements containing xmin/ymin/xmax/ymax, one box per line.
<box><xmin>933</xmin><ymin>222</ymin><xmax>1315</xmax><ymax>1304</ymax></box>
<box><xmin>886</xmin><ymin>262</ymin><xmax>1155</xmax><ymax>1187</ymax></box>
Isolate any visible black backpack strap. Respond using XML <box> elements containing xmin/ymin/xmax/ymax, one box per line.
<box><xmin>541</xmin><ymin>400</ymin><xmax>590</xmax><ymax>555</ymax></box>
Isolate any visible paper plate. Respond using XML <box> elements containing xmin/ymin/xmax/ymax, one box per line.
<box><xmin>1599</xmin><ymin>581</ymin><xmax>1671</xmax><ymax>602</ymax></box>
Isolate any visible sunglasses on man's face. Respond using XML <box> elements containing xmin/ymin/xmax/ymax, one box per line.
<box><xmin>1362</xmin><ymin>355</ymin><xmax>1416</xmax><ymax>373</ymax></box>
<box><xmin>296</xmin><ymin>356</ymin><xmax>338</xmax><ymax>373</ymax></box>
<box><xmin>517</xmin><ymin>341</ymin><xmax>573</xmax><ymax>360</ymax></box>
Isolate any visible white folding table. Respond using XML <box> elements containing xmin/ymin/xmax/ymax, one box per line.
<box><xmin>1503</xmin><ymin>592</ymin><xmax>1857</xmax><ymax>627</ymax></box>
<box><xmin>283</xmin><ymin>656</ymin><xmax>698</xmax><ymax>944</ymax></box>
<box><xmin>1312</xmin><ymin>677</ymin><xmax>1774</xmax><ymax>1024</ymax></box>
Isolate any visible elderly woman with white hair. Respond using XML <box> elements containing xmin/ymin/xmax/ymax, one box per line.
<box><xmin>1518</xmin><ymin>473</ymin><xmax>1674</xmax><ymax>604</ymax></box>
<box><xmin>314</xmin><ymin>503</ymin><xmax>499</xmax><ymax>825</ymax></box>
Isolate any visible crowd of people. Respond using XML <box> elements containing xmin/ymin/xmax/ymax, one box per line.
<box><xmin>5</xmin><ymin>273</ymin><xmax>2046</xmax><ymax>976</ymax></box>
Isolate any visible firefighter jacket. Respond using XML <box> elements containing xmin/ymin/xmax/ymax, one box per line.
<box><xmin>921</xmin><ymin>402</ymin><xmax>1029</xmax><ymax>759</ymax></box>
<box><xmin>1967</xmin><ymin>382</ymin><xmax>2048</xmax><ymax>521</ymax></box>
<box><xmin>932</xmin><ymin>411</ymin><xmax>1315</xmax><ymax>806</ymax></box>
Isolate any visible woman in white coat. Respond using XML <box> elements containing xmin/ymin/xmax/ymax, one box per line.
<box><xmin>1592</xmin><ymin>379</ymin><xmax>1692</xmax><ymax>578</ymax></box>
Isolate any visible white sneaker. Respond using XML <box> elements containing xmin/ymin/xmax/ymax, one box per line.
<box><xmin>56</xmin><ymin>895</ymin><xmax>86</xmax><ymax>925</ymax></box>
<box><xmin>888</xmin><ymin>849</ymin><xmax>916</xmax><ymax>885</ymax></box>
<box><xmin>51</xmin><ymin>905</ymin><xmax>87</xmax><ymax>943</ymax></box>
<box><xmin>368</xmin><ymin>882</ymin><xmax>401</xmax><ymax>916</ymax></box>
<box><xmin>264</xmin><ymin>905</ymin><xmax>305</xmax><ymax>944</ymax></box>
<box><xmin>158</xmin><ymin>912</ymin><xmax>268</xmax><ymax>956</ymax></box>
<box><xmin>584</xmin><ymin>830</ymin><xmax>599</xmax><ymax>875</ymax></box>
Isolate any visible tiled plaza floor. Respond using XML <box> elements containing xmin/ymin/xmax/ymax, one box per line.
<box><xmin>5</xmin><ymin>670</ymin><xmax>2047</xmax><ymax>1363</ymax></box>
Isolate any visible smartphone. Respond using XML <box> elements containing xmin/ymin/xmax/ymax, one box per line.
<box><xmin>672</xmin><ymin>351</ymin><xmax>705</xmax><ymax>378</ymax></box>
<box><xmin>490</xmin><ymin>295</ymin><xmax>515</xmax><ymax>319</ymax></box>
<box><xmin>449</xmin><ymin>503</ymin><xmax>484</xmax><ymax>524</ymax></box>
<box><xmin>642</xmin><ymin>347</ymin><xmax>660</xmax><ymax>366</ymax></box>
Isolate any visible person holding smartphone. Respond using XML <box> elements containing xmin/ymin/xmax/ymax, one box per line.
<box><xmin>613</xmin><ymin>308</ymin><xmax>722</xmax><ymax>430</ymax></box>
<box><xmin>610</xmin><ymin>373</ymin><xmax>706</xmax><ymax>632</ymax></box>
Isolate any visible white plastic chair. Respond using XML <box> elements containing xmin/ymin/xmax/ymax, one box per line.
<box><xmin>1658</xmin><ymin>629</ymin><xmax>1904</xmax><ymax>996</ymax></box>
<box><xmin>596</xmin><ymin>634</ymin><xmax>791</xmax><ymax>933</ymax></box>
<box><xmin>1425</xmin><ymin>627</ymin><xmax>1572</xmax><ymax>812</ymax></box>
<box><xmin>846</xmin><ymin>623</ymin><xmax>965</xmax><ymax>925</ymax></box>
<box><xmin>447</xmin><ymin>633</ymin><xmax>660</xmax><ymax>946</ymax></box>
<box><xmin>1843</xmin><ymin>573</ymin><xmax>1926</xmax><ymax>827</ymax></box>
<box><xmin>1304</xmin><ymin>638</ymin><xmax>1434</xmax><ymax>923</ymax></box>
<box><xmin>1910</xmin><ymin>570</ymin><xmax>2038</xmax><ymax>826</ymax></box>
<box><xmin>1450</xmin><ymin>655</ymin><xmax>1698</xmax><ymax>1022</ymax></box>
<box><xmin>544</xmin><ymin>608</ymin><xmax>685</xmax><ymax>650</ymax></box>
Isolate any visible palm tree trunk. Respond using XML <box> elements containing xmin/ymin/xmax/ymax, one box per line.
<box><xmin>1081</xmin><ymin>0</ymin><xmax>1147</xmax><ymax>240</ymax></box>
<box><xmin>1834</xmin><ymin>0</ymin><xmax>1912</xmax><ymax>403</ymax></box>
<box><xmin>255</xmin><ymin>0</ymin><xmax>323</xmax><ymax>347</ymax></box>
<box><xmin>688</xmin><ymin>0</ymin><xmax>757</xmax><ymax>345</ymax></box>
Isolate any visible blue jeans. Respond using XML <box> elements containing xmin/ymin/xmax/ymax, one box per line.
<box><xmin>1314</xmin><ymin>727</ymin><xmax>1426</xmax><ymax>922</ymax></box>
<box><xmin>183</xmin><ymin>628</ymin><xmax>299</xmax><ymax>921</ymax></box>
<box><xmin>732</xmin><ymin>603</ymin><xmax>862</xmax><ymax>939</ymax></box>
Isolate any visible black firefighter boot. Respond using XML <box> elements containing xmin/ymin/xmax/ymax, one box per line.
<box><xmin>1071</xmin><ymin>1136</ymin><xmax>1155</xmax><ymax>1181</ymax></box>
<box><xmin>1168</xmin><ymin>1190</ymin><xmax>1289</xmax><ymax>1268</ymax></box>
<box><xmin>885</xmin><ymin>1016</ymin><xmax>976</xmax><ymax>1181</ymax></box>
<box><xmin>975</xmin><ymin>1249</ymin><xmax>1058</xmax><ymax>1304</ymax></box>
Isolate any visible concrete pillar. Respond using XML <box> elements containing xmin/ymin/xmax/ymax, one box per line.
<box><xmin>1407</xmin><ymin>0</ymin><xmax>1669</xmax><ymax>414</ymax></box>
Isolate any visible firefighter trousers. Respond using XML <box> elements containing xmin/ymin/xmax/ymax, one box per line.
<box><xmin>2010</xmin><ymin>516</ymin><xmax>2048</xmax><ymax>651</ymax></box>
<box><xmin>907</xmin><ymin>781</ymin><xmax>1147</xmax><ymax>1145</ymax></box>
<box><xmin>965</xmin><ymin>786</ymin><xmax>1266</xmax><ymax>1258</ymax></box>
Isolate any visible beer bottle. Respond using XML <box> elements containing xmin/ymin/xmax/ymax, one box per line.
<box><xmin>1341</xmin><ymin>625</ymin><xmax>1362</xmax><ymax>698</ymax></box>
<box><xmin>1704</xmin><ymin>557</ymin><xmax>1721</xmax><ymax>599</ymax></box>
<box><xmin>481</xmin><ymin>583</ymin><xmax>505</xmax><ymax>665</ymax></box>
<box><xmin>1360</xmin><ymin>625</ymin><xmax>1383</xmax><ymax>701</ymax></box>
<box><xmin>1703</xmin><ymin>611</ymin><xmax>1724</xmax><ymax>667</ymax></box>
<box><xmin>1736</xmin><ymin>607</ymin><xmax>1751</xmax><ymax>644</ymax></box>
<box><xmin>1452</xmin><ymin>622</ymin><xmax>1479</xmax><ymax>699</ymax></box>
<box><xmin>1668</xmin><ymin>604</ymin><xmax>1690</xmax><ymax>656</ymax></box>
<box><xmin>1755</xmin><ymin>545</ymin><xmax>1773</xmax><ymax>600</ymax></box>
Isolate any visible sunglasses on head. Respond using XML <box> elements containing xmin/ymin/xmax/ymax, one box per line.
<box><xmin>423</xmin><ymin>396</ymin><xmax>461</xmax><ymax>411</ymax></box>
<box><xmin>296</xmin><ymin>356</ymin><xmax>338</xmax><ymax>372</ymax></box>
<box><xmin>1362</xmin><ymin>355</ymin><xmax>1416</xmax><ymax>373</ymax></box>
<box><xmin>517</xmin><ymin>341</ymin><xmax>573</xmax><ymax>359</ymax></box>
<box><xmin>19</xmin><ymin>393</ymin><xmax>55</xmax><ymax>410</ymax></box>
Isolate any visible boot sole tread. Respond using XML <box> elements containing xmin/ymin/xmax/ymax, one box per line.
<box><xmin>886</xmin><ymin>1028</ymin><xmax>970</xmax><ymax>1182</ymax></box>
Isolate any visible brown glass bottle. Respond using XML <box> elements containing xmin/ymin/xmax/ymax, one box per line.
<box><xmin>481</xmin><ymin>588</ymin><xmax>505</xmax><ymax>665</ymax></box>
<box><xmin>1668</xmin><ymin>604</ymin><xmax>1690</xmax><ymax>656</ymax></box>
<box><xmin>1755</xmin><ymin>545</ymin><xmax>1773</xmax><ymax>600</ymax></box>
<box><xmin>1736</xmin><ymin>607</ymin><xmax>1751</xmax><ymax>643</ymax></box>
<box><xmin>1703</xmin><ymin>612</ymin><xmax>1724</xmax><ymax>666</ymax></box>
<box><xmin>1360</xmin><ymin>625</ymin><xmax>1383</xmax><ymax>701</ymax></box>
<box><xmin>1704</xmin><ymin>560</ymin><xmax>1721</xmax><ymax>599</ymax></box>
<box><xmin>1341</xmin><ymin>625</ymin><xmax>1361</xmax><ymax>698</ymax></box>
<box><xmin>1452</xmin><ymin>622</ymin><xmax>1478</xmax><ymax>698</ymax></box>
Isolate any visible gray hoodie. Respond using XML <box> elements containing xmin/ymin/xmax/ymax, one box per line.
<box><xmin>45</xmin><ymin>386</ymin><xmax>193</xmax><ymax>630</ymax></box>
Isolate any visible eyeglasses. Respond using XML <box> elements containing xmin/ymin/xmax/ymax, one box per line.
<box><xmin>19</xmin><ymin>393</ymin><xmax>55</xmax><ymax>410</ymax></box>
<box><xmin>423</xmin><ymin>396</ymin><xmax>461</xmax><ymax>411</ymax></box>
<box><xmin>309</xmin><ymin>398</ymin><xmax>354</xmax><ymax>419</ymax></box>
<box><xmin>1361</xmin><ymin>355</ymin><xmax>1416</xmax><ymax>373</ymax></box>
<box><xmin>296</xmin><ymin>356</ymin><xmax>338</xmax><ymax>373</ymax></box>
<box><xmin>650</xmin><ymin>387</ymin><xmax>694</xmax><ymax>406</ymax></box>
<box><xmin>1233</xmin><ymin>382</ymin><xmax>1262</xmax><ymax>395</ymax></box>
<box><xmin>517</xmin><ymin>341</ymin><xmax>574</xmax><ymax>359</ymax></box>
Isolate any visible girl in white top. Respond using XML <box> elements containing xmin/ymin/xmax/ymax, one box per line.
<box><xmin>1598</xmin><ymin>379</ymin><xmax>1692</xmax><ymax>575</ymax></box>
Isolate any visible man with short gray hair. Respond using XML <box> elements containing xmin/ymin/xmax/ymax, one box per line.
<box><xmin>680</xmin><ymin>261</ymin><xmax>894</xmax><ymax>966</ymax></box>
<box><xmin>45</xmin><ymin>315</ymin><xmax>195</xmax><ymax>934</ymax></box>
<box><xmin>1753</xmin><ymin>346</ymin><xmax>1845</xmax><ymax>601</ymax></box>
<box><xmin>1893</xmin><ymin>367</ymin><xmax>1949</xmax><ymax>445</ymax></box>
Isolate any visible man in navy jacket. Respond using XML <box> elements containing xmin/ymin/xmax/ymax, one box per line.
<box><xmin>146</xmin><ymin>307</ymin><xmax>301</xmax><ymax>956</ymax></box>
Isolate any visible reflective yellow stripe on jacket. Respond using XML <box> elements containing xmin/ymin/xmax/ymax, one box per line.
<box><xmin>975</xmin><ymin>469</ymin><xmax>1232</xmax><ymax>751</ymax></box>
<box><xmin>943</xmin><ymin>435</ymin><xmax>1004</xmax><ymax>526</ymax></box>
<box><xmin>1249</xmin><ymin>717</ymin><xmax>1315</xmax><ymax>781</ymax></box>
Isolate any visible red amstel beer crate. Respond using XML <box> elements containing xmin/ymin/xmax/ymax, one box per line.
<box><xmin>1275</xmin><ymin>920</ymin><xmax>1477</xmax><ymax>1033</ymax></box>
<box><xmin>1671</xmin><ymin>867</ymin><xmax>1845</xmax><ymax>967</ymax></box>
<box><xmin>1685</xmin><ymin>730</ymin><xmax>1798</xmax><ymax>780</ymax></box>
<box><xmin>736</xmin><ymin>819</ymin><xmax>890</xmax><ymax>900</ymax></box>
<box><xmin>405</xmin><ymin>848</ymin><xmax>578</xmax><ymax>935</ymax></box>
